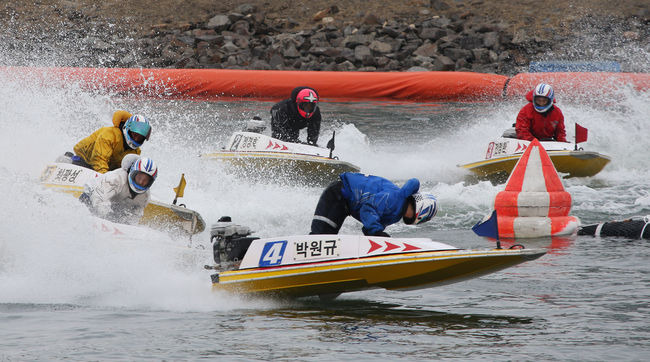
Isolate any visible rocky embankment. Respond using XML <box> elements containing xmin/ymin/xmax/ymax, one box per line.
<box><xmin>1</xmin><ymin>3</ymin><xmax>648</xmax><ymax>75</ymax></box>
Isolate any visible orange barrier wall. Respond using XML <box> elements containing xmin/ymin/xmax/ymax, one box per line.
<box><xmin>506</xmin><ymin>72</ymin><xmax>650</xmax><ymax>98</ymax></box>
<box><xmin>1</xmin><ymin>66</ymin><xmax>647</xmax><ymax>101</ymax></box>
<box><xmin>1</xmin><ymin>66</ymin><xmax>507</xmax><ymax>101</ymax></box>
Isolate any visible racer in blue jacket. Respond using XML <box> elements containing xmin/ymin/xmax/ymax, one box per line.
<box><xmin>310</xmin><ymin>172</ymin><xmax>438</xmax><ymax>237</ymax></box>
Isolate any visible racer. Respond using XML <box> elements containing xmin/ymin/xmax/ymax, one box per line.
<box><xmin>310</xmin><ymin>172</ymin><xmax>438</xmax><ymax>237</ymax></box>
<box><xmin>515</xmin><ymin>83</ymin><xmax>567</xmax><ymax>142</ymax></box>
<box><xmin>270</xmin><ymin>86</ymin><xmax>321</xmax><ymax>145</ymax></box>
<box><xmin>79</xmin><ymin>154</ymin><xmax>158</xmax><ymax>225</ymax></box>
<box><xmin>73</xmin><ymin>110</ymin><xmax>152</xmax><ymax>173</ymax></box>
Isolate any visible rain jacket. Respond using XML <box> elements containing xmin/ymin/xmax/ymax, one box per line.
<box><xmin>515</xmin><ymin>90</ymin><xmax>567</xmax><ymax>142</ymax></box>
<box><xmin>73</xmin><ymin>110</ymin><xmax>141</xmax><ymax>173</ymax></box>
<box><xmin>339</xmin><ymin>172</ymin><xmax>420</xmax><ymax>235</ymax></box>
<box><xmin>270</xmin><ymin>86</ymin><xmax>321</xmax><ymax>145</ymax></box>
<box><xmin>83</xmin><ymin>166</ymin><xmax>150</xmax><ymax>225</ymax></box>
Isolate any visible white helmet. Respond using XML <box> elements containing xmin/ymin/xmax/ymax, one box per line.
<box><xmin>411</xmin><ymin>193</ymin><xmax>438</xmax><ymax>225</ymax></box>
<box><xmin>532</xmin><ymin>83</ymin><xmax>554</xmax><ymax>113</ymax></box>
<box><xmin>127</xmin><ymin>157</ymin><xmax>158</xmax><ymax>194</ymax></box>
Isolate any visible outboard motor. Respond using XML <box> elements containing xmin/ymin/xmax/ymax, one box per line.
<box><xmin>210</xmin><ymin>216</ymin><xmax>258</xmax><ymax>267</ymax></box>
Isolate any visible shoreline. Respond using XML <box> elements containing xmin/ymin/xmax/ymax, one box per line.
<box><xmin>0</xmin><ymin>2</ymin><xmax>648</xmax><ymax>75</ymax></box>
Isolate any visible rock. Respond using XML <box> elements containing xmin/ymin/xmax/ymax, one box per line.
<box><xmin>322</xmin><ymin>17</ymin><xmax>335</xmax><ymax>24</ymax></box>
<box><xmin>250</xmin><ymin>59</ymin><xmax>271</xmax><ymax>70</ymax></box>
<box><xmin>429</xmin><ymin>16</ymin><xmax>452</xmax><ymax>28</ymax></box>
<box><xmin>227</xmin><ymin>13</ymin><xmax>244</xmax><ymax>23</ymax></box>
<box><xmin>482</xmin><ymin>32</ymin><xmax>499</xmax><ymax>49</ymax></box>
<box><xmin>308</xmin><ymin>46</ymin><xmax>328</xmax><ymax>56</ymax></box>
<box><xmin>221</xmin><ymin>41</ymin><xmax>239</xmax><ymax>53</ymax></box>
<box><xmin>207</xmin><ymin>15</ymin><xmax>230</xmax><ymax>31</ymax></box>
<box><xmin>419</xmin><ymin>27</ymin><xmax>446</xmax><ymax>41</ymax></box>
<box><xmin>235</xmin><ymin>4</ymin><xmax>257</xmax><ymax>15</ymax></box>
<box><xmin>407</xmin><ymin>66</ymin><xmax>429</xmax><ymax>72</ymax></box>
<box><xmin>432</xmin><ymin>55</ymin><xmax>455</xmax><ymax>71</ymax></box>
<box><xmin>369</xmin><ymin>40</ymin><xmax>393</xmax><ymax>54</ymax></box>
<box><xmin>458</xmin><ymin>35</ymin><xmax>483</xmax><ymax>50</ymax></box>
<box><xmin>472</xmin><ymin>48</ymin><xmax>491</xmax><ymax>63</ymax></box>
<box><xmin>429</xmin><ymin>0</ymin><xmax>451</xmax><ymax>11</ymax></box>
<box><xmin>443</xmin><ymin>47</ymin><xmax>472</xmax><ymax>61</ymax></box>
<box><xmin>336</xmin><ymin>60</ymin><xmax>356</xmax><ymax>71</ymax></box>
<box><xmin>342</xmin><ymin>34</ymin><xmax>373</xmax><ymax>48</ymax></box>
<box><xmin>268</xmin><ymin>53</ymin><xmax>284</xmax><ymax>68</ymax></box>
<box><xmin>354</xmin><ymin>44</ymin><xmax>372</xmax><ymax>61</ymax></box>
<box><xmin>512</xmin><ymin>29</ymin><xmax>529</xmax><ymax>45</ymax></box>
<box><xmin>195</xmin><ymin>34</ymin><xmax>223</xmax><ymax>44</ymax></box>
<box><xmin>413</xmin><ymin>42</ymin><xmax>438</xmax><ymax>57</ymax></box>
<box><xmin>283</xmin><ymin>43</ymin><xmax>301</xmax><ymax>58</ymax></box>
<box><xmin>231</xmin><ymin>20</ymin><xmax>250</xmax><ymax>36</ymax></box>
<box><xmin>358</xmin><ymin>66</ymin><xmax>377</xmax><ymax>71</ymax></box>
<box><xmin>379</xmin><ymin>26</ymin><xmax>402</xmax><ymax>38</ymax></box>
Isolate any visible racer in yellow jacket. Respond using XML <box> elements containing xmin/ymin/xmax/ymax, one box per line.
<box><xmin>73</xmin><ymin>110</ymin><xmax>152</xmax><ymax>174</ymax></box>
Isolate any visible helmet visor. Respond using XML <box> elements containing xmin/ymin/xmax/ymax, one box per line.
<box><xmin>298</xmin><ymin>101</ymin><xmax>316</xmax><ymax>114</ymax></box>
<box><xmin>132</xmin><ymin>171</ymin><xmax>154</xmax><ymax>189</ymax></box>
<box><xmin>129</xmin><ymin>131</ymin><xmax>146</xmax><ymax>145</ymax></box>
<box><xmin>129</xmin><ymin>121</ymin><xmax>151</xmax><ymax>140</ymax></box>
<box><xmin>534</xmin><ymin>96</ymin><xmax>550</xmax><ymax>108</ymax></box>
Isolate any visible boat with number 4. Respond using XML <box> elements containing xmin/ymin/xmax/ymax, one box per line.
<box><xmin>203</xmin><ymin>120</ymin><xmax>360</xmax><ymax>185</ymax></box>
<box><xmin>458</xmin><ymin>127</ymin><xmax>610</xmax><ymax>182</ymax></box>
<box><xmin>40</xmin><ymin>161</ymin><xmax>205</xmax><ymax>236</ymax></box>
<box><xmin>207</xmin><ymin>219</ymin><xmax>546</xmax><ymax>299</ymax></box>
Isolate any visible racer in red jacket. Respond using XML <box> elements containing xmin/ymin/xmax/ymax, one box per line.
<box><xmin>515</xmin><ymin>83</ymin><xmax>567</xmax><ymax>142</ymax></box>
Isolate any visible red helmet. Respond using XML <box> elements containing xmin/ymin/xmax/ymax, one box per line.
<box><xmin>295</xmin><ymin>88</ymin><xmax>319</xmax><ymax>118</ymax></box>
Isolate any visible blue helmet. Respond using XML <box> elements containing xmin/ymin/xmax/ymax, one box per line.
<box><xmin>532</xmin><ymin>83</ymin><xmax>554</xmax><ymax>113</ymax></box>
<box><xmin>128</xmin><ymin>157</ymin><xmax>158</xmax><ymax>194</ymax></box>
<box><xmin>123</xmin><ymin>115</ymin><xmax>151</xmax><ymax>149</ymax></box>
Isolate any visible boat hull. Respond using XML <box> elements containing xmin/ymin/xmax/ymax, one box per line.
<box><xmin>206</xmin><ymin>131</ymin><xmax>360</xmax><ymax>185</ymax></box>
<box><xmin>460</xmin><ymin>150</ymin><xmax>610</xmax><ymax>181</ymax></box>
<box><xmin>40</xmin><ymin>163</ymin><xmax>205</xmax><ymax>235</ymax></box>
<box><xmin>204</xmin><ymin>151</ymin><xmax>360</xmax><ymax>185</ymax></box>
<box><xmin>213</xmin><ymin>248</ymin><xmax>545</xmax><ymax>298</ymax></box>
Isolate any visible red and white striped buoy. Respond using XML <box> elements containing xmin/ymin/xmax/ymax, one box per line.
<box><xmin>494</xmin><ymin>138</ymin><xmax>580</xmax><ymax>238</ymax></box>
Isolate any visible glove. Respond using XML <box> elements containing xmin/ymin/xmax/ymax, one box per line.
<box><xmin>362</xmin><ymin>227</ymin><xmax>390</xmax><ymax>237</ymax></box>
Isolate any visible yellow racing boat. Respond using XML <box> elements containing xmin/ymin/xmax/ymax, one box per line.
<box><xmin>203</xmin><ymin>129</ymin><xmax>359</xmax><ymax>186</ymax></box>
<box><xmin>207</xmin><ymin>220</ymin><xmax>546</xmax><ymax>299</ymax></box>
<box><xmin>459</xmin><ymin>134</ymin><xmax>610</xmax><ymax>182</ymax></box>
<box><xmin>40</xmin><ymin>162</ymin><xmax>205</xmax><ymax>235</ymax></box>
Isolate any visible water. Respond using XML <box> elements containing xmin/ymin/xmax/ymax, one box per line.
<box><xmin>1</xmin><ymin>71</ymin><xmax>649</xmax><ymax>361</ymax></box>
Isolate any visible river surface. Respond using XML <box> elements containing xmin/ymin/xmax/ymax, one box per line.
<box><xmin>0</xmin><ymin>73</ymin><xmax>649</xmax><ymax>360</ymax></box>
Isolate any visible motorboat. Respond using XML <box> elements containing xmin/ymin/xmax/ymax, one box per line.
<box><xmin>40</xmin><ymin>161</ymin><xmax>205</xmax><ymax>236</ymax></box>
<box><xmin>207</xmin><ymin>218</ymin><xmax>546</xmax><ymax>299</ymax></box>
<box><xmin>203</xmin><ymin>120</ymin><xmax>360</xmax><ymax>186</ymax></box>
<box><xmin>458</xmin><ymin>127</ymin><xmax>610</xmax><ymax>182</ymax></box>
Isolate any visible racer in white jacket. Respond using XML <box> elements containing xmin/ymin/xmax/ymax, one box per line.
<box><xmin>80</xmin><ymin>154</ymin><xmax>158</xmax><ymax>225</ymax></box>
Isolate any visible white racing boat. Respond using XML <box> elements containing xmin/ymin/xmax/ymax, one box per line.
<box><xmin>458</xmin><ymin>127</ymin><xmax>610</xmax><ymax>182</ymax></box>
<box><xmin>203</xmin><ymin>120</ymin><xmax>360</xmax><ymax>185</ymax></box>
<box><xmin>40</xmin><ymin>161</ymin><xmax>205</xmax><ymax>236</ymax></box>
<box><xmin>206</xmin><ymin>218</ymin><xmax>546</xmax><ymax>299</ymax></box>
